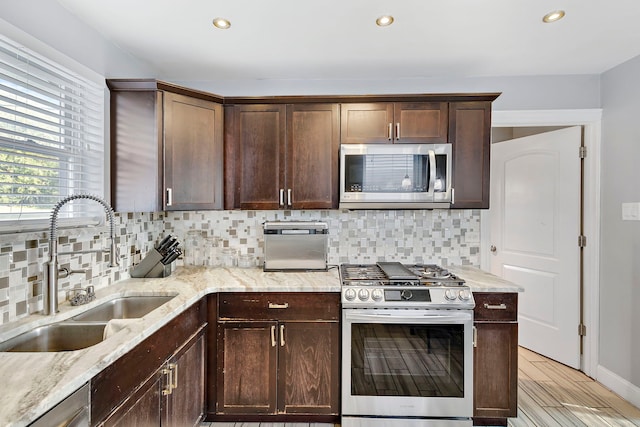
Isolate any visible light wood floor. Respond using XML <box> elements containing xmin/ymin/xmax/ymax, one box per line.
<box><xmin>202</xmin><ymin>347</ymin><xmax>640</xmax><ymax>427</ymax></box>
<box><xmin>511</xmin><ymin>346</ymin><xmax>640</xmax><ymax>426</ymax></box>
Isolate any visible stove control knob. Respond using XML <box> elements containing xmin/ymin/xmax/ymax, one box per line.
<box><xmin>371</xmin><ymin>289</ymin><xmax>384</xmax><ymax>301</ymax></box>
<box><xmin>401</xmin><ymin>289</ymin><xmax>413</xmax><ymax>300</ymax></box>
<box><xmin>445</xmin><ymin>289</ymin><xmax>458</xmax><ymax>301</ymax></box>
<box><xmin>459</xmin><ymin>289</ymin><xmax>472</xmax><ymax>301</ymax></box>
<box><xmin>358</xmin><ymin>288</ymin><xmax>370</xmax><ymax>301</ymax></box>
<box><xmin>344</xmin><ymin>288</ymin><xmax>357</xmax><ymax>301</ymax></box>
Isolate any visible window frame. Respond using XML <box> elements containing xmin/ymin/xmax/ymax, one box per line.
<box><xmin>0</xmin><ymin>30</ymin><xmax>108</xmax><ymax>234</ymax></box>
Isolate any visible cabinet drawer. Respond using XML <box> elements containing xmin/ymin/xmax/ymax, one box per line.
<box><xmin>474</xmin><ymin>293</ymin><xmax>518</xmax><ymax>321</ymax></box>
<box><xmin>218</xmin><ymin>292</ymin><xmax>340</xmax><ymax>321</ymax></box>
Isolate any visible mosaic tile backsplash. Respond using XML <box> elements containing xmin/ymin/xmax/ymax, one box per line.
<box><xmin>0</xmin><ymin>209</ymin><xmax>480</xmax><ymax>325</ymax></box>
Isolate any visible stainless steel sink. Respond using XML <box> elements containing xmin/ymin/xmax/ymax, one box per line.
<box><xmin>0</xmin><ymin>322</ymin><xmax>106</xmax><ymax>352</ymax></box>
<box><xmin>0</xmin><ymin>295</ymin><xmax>176</xmax><ymax>352</ymax></box>
<box><xmin>71</xmin><ymin>295</ymin><xmax>175</xmax><ymax>322</ymax></box>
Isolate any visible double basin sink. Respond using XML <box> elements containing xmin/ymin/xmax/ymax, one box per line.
<box><xmin>0</xmin><ymin>295</ymin><xmax>175</xmax><ymax>353</ymax></box>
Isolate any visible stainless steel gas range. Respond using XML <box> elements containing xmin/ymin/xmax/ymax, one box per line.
<box><xmin>341</xmin><ymin>262</ymin><xmax>475</xmax><ymax>427</ymax></box>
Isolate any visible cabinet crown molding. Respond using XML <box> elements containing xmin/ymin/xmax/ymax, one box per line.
<box><xmin>106</xmin><ymin>79</ymin><xmax>500</xmax><ymax>105</ymax></box>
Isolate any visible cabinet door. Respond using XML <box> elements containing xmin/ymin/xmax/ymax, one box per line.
<box><xmin>164</xmin><ymin>92</ymin><xmax>223</xmax><ymax>210</ymax></box>
<box><xmin>473</xmin><ymin>322</ymin><xmax>518</xmax><ymax>419</ymax></box>
<box><xmin>99</xmin><ymin>373</ymin><xmax>162</xmax><ymax>427</ymax></box>
<box><xmin>164</xmin><ymin>331</ymin><xmax>206</xmax><ymax>426</ymax></box>
<box><xmin>394</xmin><ymin>102</ymin><xmax>449</xmax><ymax>143</ymax></box>
<box><xmin>449</xmin><ymin>101</ymin><xmax>492</xmax><ymax>209</ymax></box>
<box><xmin>278</xmin><ymin>321</ymin><xmax>340</xmax><ymax>415</ymax></box>
<box><xmin>286</xmin><ymin>104</ymin><xmax>340</xmax><ymax>209</ymax></box>
<box><xmin>228</xmin><ymin>105</ymin><xmax>286</xmax><ymax>209</ymax></box>
<box><xmin>340</xmin><ymin>103</ymin><xmax>394</xmax><ymax>144</ymax></box>
<box><xmin>110</xmin><ymin>90</ymin><xmax>163</xmax><ymax>212</ymax></box>
<box><xmin>217</xmin><ymin>321</ymin><xmax>278</xmax><ymax>414</ymax></box>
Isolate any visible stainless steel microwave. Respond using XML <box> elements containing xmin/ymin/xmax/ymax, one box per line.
<box><xmin>339</xmin><ymin>143</ymin><xmax>452</xmax><ymax>209</ymax></box>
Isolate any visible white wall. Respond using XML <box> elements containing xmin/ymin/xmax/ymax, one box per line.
<box><xmin>176</xmin><ymin>74</ymin><xmax>601</xmax><ymax>111</ymax></box>
<box><xmin>600</xmin><ymin>55</ymin><xmax>640</xmax><ymax>388</ymax></box>
<box><xmin>2</xmin><ymin>1</ymin><xmax>601</xmax><ymax>112</ymax></box>
<box><xmin>1</xmin><ymin>0</ymin><xmax>154</xmax><ymax>78</ymax></box>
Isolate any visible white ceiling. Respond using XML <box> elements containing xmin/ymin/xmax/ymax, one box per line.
<box><xmin>57</xmin><ymin>0</ymin><xmax>640</xmax><ymax>82</ymax></box>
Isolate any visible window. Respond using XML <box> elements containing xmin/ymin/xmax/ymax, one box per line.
<box><xmin>0</xmin><ymin>34</ymin><xmax>105</xmax><ymax>227</ymax></box>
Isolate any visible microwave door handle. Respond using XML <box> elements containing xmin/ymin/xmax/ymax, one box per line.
<box><xmin>427</xmin><ymin>150</ymin><xmax>437</xmax><ymax>193</ymax></box>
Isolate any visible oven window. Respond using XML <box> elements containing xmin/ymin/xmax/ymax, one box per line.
<box><xmin>351</xmin><ymin>323</ymin><xmax>465</xmax><ymax>398</ymax></box>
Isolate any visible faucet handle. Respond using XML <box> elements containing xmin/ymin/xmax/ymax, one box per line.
<box><xmin>67</xmin><ymin>286</ymin><xmax>96</xmax><ymax>306</ymax></box>
<box><xmin>58</xmin><ymin>267</ymin><xmax>87</xmax><ymax>279</ymax></box>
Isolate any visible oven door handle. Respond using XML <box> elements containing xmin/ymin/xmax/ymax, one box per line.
<box><xmin>345</xmin><ymin>311</ymin><xmax>472</xmax><ymax>324</ymax></box>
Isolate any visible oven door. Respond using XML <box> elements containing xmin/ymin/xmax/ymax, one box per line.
<box><xmin>342</xmin><ymin>308</ymin><xmax>474</xmax><ymax>420</ymax></box>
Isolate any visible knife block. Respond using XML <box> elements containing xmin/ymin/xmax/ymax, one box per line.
<box><xmin>130</xmin><ymin>249</ymin><xmax>172</xmax><ymax>278</ymax></box>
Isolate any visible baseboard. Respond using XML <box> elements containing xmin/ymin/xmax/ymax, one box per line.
<box><xmin>597</xmin><ymin>365</ymin><xmax>640</xmax><ymax>409</ymax></box>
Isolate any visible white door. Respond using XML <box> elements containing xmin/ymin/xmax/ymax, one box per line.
<box><xmin>489</xmin><ymin>126</ymin><xmax>582</xmax><ymax>369</ymax></box>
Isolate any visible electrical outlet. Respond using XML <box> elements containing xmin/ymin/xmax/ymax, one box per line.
<box><xmin>622</xmin><ymin>202</ymin><xmax>640</xmax><ymax>221</ymax></box>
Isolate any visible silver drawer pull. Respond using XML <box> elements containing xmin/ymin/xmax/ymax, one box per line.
<box><xmin>484</xmin><ymin>303</ymin><xmax>507</xmax><ymax>310</ymax></box>
<box><xmin>268</xmin><ymin>302</ymin><xmax>289</xmax><ymax>309</ymax></box>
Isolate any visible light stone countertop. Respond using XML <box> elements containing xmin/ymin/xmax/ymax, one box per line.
<box><xmin>449</xmin><ymin>265</ymin><xmax>525</xmax><ymax>293</ymax></box>
<box><xmin>0</xmin><ymin>266</ymin><xmax>340</xmax><ymax>427</ymax></box>
<box><xmin>0</xmin><ymin>264</ymin><xmax>519</xmax><ymax>426</ymax></box>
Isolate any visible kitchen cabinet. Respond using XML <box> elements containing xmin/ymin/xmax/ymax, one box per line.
<box><xmin>225</xmin><ymin>103</ymin><xmax>339</xmax><ymax>209</ymax></box>
<box><xmin>340</xmin><ymin>102</ymin><xmax>448</xmax><ymax>144</ymax></box>
<box><xmin>214</xmin><ymin>292</ymin><xmax>340</xmax><ymax>423</ymax></box>
<box><xmin>107</xmin><ymin>79</ymin><xmax>224</xmax><ymax>212</ymax></box>
<box><xmin>91</xmin><ymin>299</ymin><xmax>207</xmax><ymax>427</ymax></box>
<box><xmin>473</xmin><ymin>292</ymin><xmax>518</xmax><ymax>426</ymax></box>
<box><xmin>449</xmin><ymin>101</ymin><xmax>492</xmax><ymax>209</ymax></box>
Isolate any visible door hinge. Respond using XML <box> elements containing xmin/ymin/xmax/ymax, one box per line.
<box><xmin>579</xmin><ymin>146</ymin><xmax>587</xmax><ymax>159</ymax></box>
<box><xmin>578</xmin><ymin>235</ymin><xmax>587</xmax><ymax>247</ymax></box>
<box><xmin>578</xmin><ymin>324</ymin><xmax>587</xmax><ymax>336</ymax></box>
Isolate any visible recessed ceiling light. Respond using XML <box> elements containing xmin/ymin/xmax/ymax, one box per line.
<box><xmin>212</xmin><ymin>17</ymin><xmax>231</xmax><ymax>29</ymax></box>
<box><xmin>542</xmin><ymin>10</ymin><xmax>565</xmax><ymax>23</ymax></box>
<box><xmin>376</xmin><ymin>15</ymin><xmax>394</xmax><ymax>27</ymax></box>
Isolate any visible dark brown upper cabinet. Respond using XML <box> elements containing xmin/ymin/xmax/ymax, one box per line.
<box><xmin>340</xmin><ymin>102</ymin><xmax>448</xmax><ymax>144</ymax></box>
<box><xmin>108</xmin><ymin>80</ymin><xmax>224</xmax><ymax>212</ymax></box>
<box><xmin>225</xmin><ymin>103</ymin><xmax>339</xmax><ymax>210</ymax></box>
<box><xmin>449</xmin><ymin>101</ymin><xmax>492</xmax><ymax>209</ymax></box>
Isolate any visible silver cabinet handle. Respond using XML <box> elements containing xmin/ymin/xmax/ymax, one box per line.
<box><xmin>166</xmin><ymin>188</ymin><xmax>173</xmax><ymax>207</ymax></box>
<box><xmin>268</xmin><ymin>302</ymin><xmax>289</xmax><ymax>309</ymax></box>
<box><xmin>490</xmin><ymin>245</ymin><xmax>497</xmax><ymax>253</ymax></box>
<box><xmin>280</xmin><ymin>324</ymin><xmax>285</xmax><ymax>346</ymax></box>
<box><xmin>279</xmin><ymin>189</ymin><xmax>285</xmax><ymax>207</ymax></box>
<box><xmin>473</xmin><ymin>326</ymin><xmax>478</xmax><ymax>348</ymax></box>
<box><xmin>287</xmin><ymin>188</ymin><xmax>292</xmax><ymax>206</ymax></box>
<box><xmin>484</xmin><ymin>303</ymin><xmax>507</xmax><ymax>310</ymax></box>
<box><xmin>451</xmin><ymin>187</ymin><xmax>455</xmax><ymax>205</ymax></box>
<box><xmin>271</xmin><ymin>325</ymin><xmax>276</xmax><ymax>347</ymax></box>
<box><xmin>388</xmin><ymin>123</ymin><xmax>393</xmax><ymax>140</ymax></box>
<box><xmin>396</xmin><ymin>122</ymin><xmax>400</xmax><ymax>140</ymax></box>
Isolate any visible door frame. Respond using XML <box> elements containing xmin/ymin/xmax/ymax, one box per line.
<box><xmin>481</xmin><ymin>109</ymin><xmax>602</xmax><ymax>378</ymax></box>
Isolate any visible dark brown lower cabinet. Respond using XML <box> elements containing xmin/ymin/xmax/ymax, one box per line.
<box><xmin>97</xmin><ymin>329</ymin><xmax>205</xmax><ymax>427</ymax></box>
<box><xmin>213</xmin><ymin>292</ymin><xmax>340</xmax><ymax>423</ymax></box>
<box><xmin>91</xmin><ymin>300</ymin><xmax>207</xmax><ymax>427</ymax></box>
<box><xmin>473</xmin><ymin>292</ymin><xmax>518</xmax><ymax>426</ymax></box>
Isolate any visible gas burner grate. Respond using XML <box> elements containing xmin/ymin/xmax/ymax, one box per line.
<box><xmin>406</xmin><ymin>264</ymin><xmax>465</xmax><ymax>286</ymax></box>
<box><xmin>341</xmin><ymin>264</ymin><xmax>387</xmax><ymax>281</ymax></box>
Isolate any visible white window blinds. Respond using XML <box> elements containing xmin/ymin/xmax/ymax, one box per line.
<box><xmin>0</xmin><ymin>34</ymin><xmax>105</xmax><ymax>224</ymax></box>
